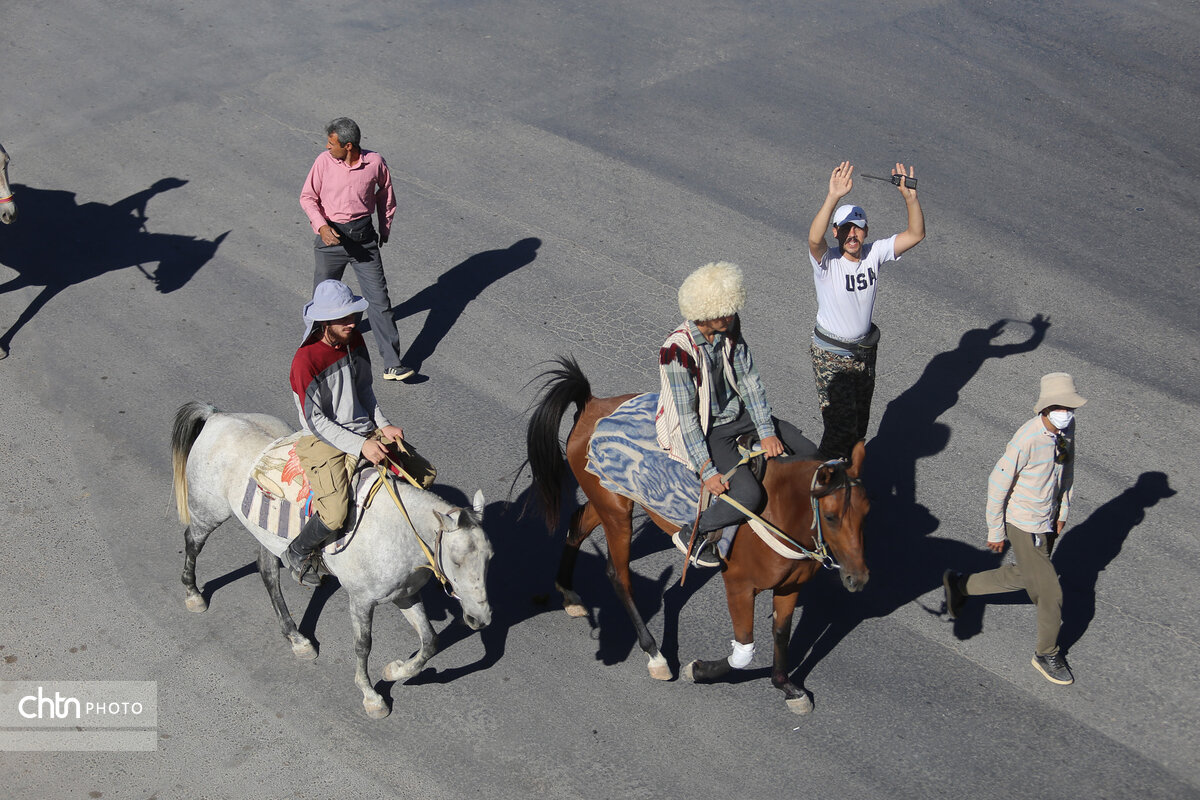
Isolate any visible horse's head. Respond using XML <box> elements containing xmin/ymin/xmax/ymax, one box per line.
<box><xmin>811</xmin><ymin>441</ymin><xmax>870</xmax><ymax>592</ymax></box>
<box><xmin>434</xmin><ymin>489</ymin><xmax>493</xmax><ymax>630</ymax></box>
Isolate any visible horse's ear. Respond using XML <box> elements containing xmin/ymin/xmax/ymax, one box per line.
<box><xmin>847</xmin><ymin>440</ymin><xmax>866</xmax><ymax>478</ymax></box>
<box><xmin>814</xmin><ymin>463</ymin><xmax>835</xmax><ymax>492</ymax></box>
<box><xmin>472</xmin><ymin>489</ymin><xmax>485</xmax><ymax>516</ymax></box>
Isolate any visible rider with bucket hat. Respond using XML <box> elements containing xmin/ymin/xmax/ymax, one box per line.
<box><xmin>286</xmin><ymin>279</ymin><xmax>405</xmax><ymax>586</ymax></box>
<box><xmin>656</xmin><ymin>261</ymin><xmax>819</xmax><ymax>568</ymax></box>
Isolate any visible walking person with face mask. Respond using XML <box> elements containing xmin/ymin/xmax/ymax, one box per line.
<box><xmin>943</xmin><ymin>373</ymin><xmax>1087</xmax><ymax>685</ymax></box>
<box><xmin>806</xmin><ymin>160</ymin><xmax>925</xmax><ymax>459</ymax></box>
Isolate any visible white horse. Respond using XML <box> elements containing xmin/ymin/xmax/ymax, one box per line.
<box><xmin>171</xmin><ymin>402</ymin><xmax>493</xmax><ymax>719</ymax></box>
<box><xmin>0</xmin><ymin>143</ymin><xmax>15</xmax><ymax>224</ymax></box>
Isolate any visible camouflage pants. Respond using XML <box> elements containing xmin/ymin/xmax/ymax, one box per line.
<box><xmin>810</xmin><ymin>343</ymin><xmax>877</xmax><ymax>459</ymax></box>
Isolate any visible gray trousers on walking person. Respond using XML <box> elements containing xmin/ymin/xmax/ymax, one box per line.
<box><xmin>313</xmin><ymin>237</ymin><xmax>402</xmax><ymax>370</ymax></box>
<box><xmin>965</xmin><ymin>522</ymin><xmax>1063</xmax><ymax>657</ymax></box>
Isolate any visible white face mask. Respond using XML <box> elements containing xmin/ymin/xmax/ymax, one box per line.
<box><xmin>1047</xmin><ymin>409</ymin><xmax>1074</xmax><ymax>430</ymax></box>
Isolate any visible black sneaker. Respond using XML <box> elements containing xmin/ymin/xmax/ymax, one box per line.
<box><xmin>671</xmin><ymin>530</ymin><xmax>720</xmax><ymax>568</ymax></box>
<box><xmin>943</xmin><ymin>569</ymin><xmax>967</xmax><ymax>619</ymax></box>
<box><xmin>1032</xmin><ymin>653</ymin><xmax>1074</xmax><ymax>685</ymax></box>
<box><xmin>384</xmin><ymin>365</ymin><xmax>415</xmax><ymax>381</ymax></box>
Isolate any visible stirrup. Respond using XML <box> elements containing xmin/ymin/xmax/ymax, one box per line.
<box><xmin>287</xmin><ymin>551</ymin><xmax>323</xmax><ymax>587</ymax></box>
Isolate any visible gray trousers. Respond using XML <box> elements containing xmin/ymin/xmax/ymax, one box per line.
<box><xmin>965</xmin><ymin>522</ymin><xmax>1063</xmax><ymax>656</ymax></box>
<box><xmin>313</xmin><ymin>237</ymin><xmax>402</xmax><ymax>369</ymax></box>
<box><xmin>696</xmin><ymin>414</ymin><xmax>819</xmax><ymax>533</ymax></box>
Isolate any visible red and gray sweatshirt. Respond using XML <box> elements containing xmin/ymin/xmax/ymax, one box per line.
<box><xmin>289</xmin><ymin>331</ymin><xmax>392</xmax><ymax>457</ymax></box>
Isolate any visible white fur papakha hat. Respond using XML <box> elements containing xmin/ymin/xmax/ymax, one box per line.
<box><xmin>678</xmin><ymin>261</ymin><xmax>746</xmax><ymax>321</ymax></box>
<box><xmin>1034</xmin><ymin>372</ymin><xmax>1087</xmax><ymax>413</ymax></box>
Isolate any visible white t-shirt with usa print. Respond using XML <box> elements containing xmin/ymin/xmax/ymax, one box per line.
<box><xmin>809</xmin><ymin>233</ymin><xmax>899</xmax><ymax>341</ymax></box>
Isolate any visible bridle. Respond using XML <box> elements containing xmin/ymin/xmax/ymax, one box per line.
<box><xmin>373</xmin><ymin>464</ymin><xmax>460</xmax><ymax>599</ymax></box>
<box><xmin>715</xmin><ymin>454</ymin><xmax>861</xmax><ymax>570</ymax></box>
<box><xmin>806</xmin><ymin>459</ymin><xmax>864</xmax><ymax>570</ymax></box>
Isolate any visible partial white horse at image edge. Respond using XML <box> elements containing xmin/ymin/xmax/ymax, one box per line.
<box><xmin>0</xmin><ymin>143</ymin><xmax>15</xmax><ymax>224</ymax></box>
<box><xmin>171</xmin><ymin>401</ymin><xmax>493</xmax><ymax>719</ymax></box>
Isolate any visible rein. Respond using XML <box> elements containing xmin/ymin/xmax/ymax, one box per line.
<box><xmin>717</xmin><ymin>452</ymin><xmax>858</xmax><ymax>570</ymax></box>
<box><xmin>373</xmin><ymin>462</ymin><xmax>458</xmax><ymax>599</ymax></box>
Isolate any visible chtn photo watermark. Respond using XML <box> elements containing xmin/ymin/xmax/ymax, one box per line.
<box><xmin>0</xmin><ymin>681</ymin><xmax>157</xmax><ymax>751</ymax></box>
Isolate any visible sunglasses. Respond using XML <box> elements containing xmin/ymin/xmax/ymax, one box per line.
<box><xmin>1053</xmin><ymin>433</ymin><xmax>1073</xmax><ymax>465</ymax></box>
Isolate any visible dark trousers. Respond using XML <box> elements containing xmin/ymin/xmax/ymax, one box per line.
<box><xmin>313</xmin><ymin>237</ymin><xmax>402</xmax><ymax>369</ymax></box>
<box><xmin>696</xmin><ymin>415</ymin><xmax>818</xmax><ymax>533</ymax></box>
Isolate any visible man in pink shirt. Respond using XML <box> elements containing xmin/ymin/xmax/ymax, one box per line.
<box><xmin>300</xmin><ymin>117</ymin><xmax>414</xmax><ymax>381</ymax></box>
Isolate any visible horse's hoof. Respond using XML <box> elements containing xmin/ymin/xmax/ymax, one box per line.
<box><xmin>681</xmin><ymin>660</ymin><xmax>698</xmax><ymax>683</ymax></box>
<box><xmin>184</xmin><ymin>594</ymin><xmax>208</xmax><ymax>613</ymax></box>
<box><xmin>563</xmin><ymin>602</ymin><xmax>587</xmax><ymax>618</ymax></box>
<box><xmin>382</xmin><ymin>659</ymin><xmax>420</xmax><ymax>682</ymax></box>
<box><xmin>363</xmin><ymin>697</ymin><xmax>390</xmax><ymax>719</ymax></box>
<box><xmin>647</xmin><ymin>653</ymin><xmax>672</xmax><ymax>681</ymax></box>
<box><xmin>291</xmin><ymin>640</ymin><xmax>317</xmax><ymax>661</ymax></box>
<box><xmin>786</xmin><ymin>695</ymin><xmax>813</xmax><ymax>715</ymax></box>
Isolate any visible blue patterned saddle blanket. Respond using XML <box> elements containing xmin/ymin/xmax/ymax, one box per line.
<box><xmin>584</xmin><ymin>393</ymin><xmax>701</xmax><ymax>528</ymax></box>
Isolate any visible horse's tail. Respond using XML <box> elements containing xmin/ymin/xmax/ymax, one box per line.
<box><xmin>171</xmin><ymin>401</ymin><xmax>218</xmax><ymax>526</ymax></box>
<box><xmin>526</xmin><ymin>356</ymin><xmax>592</xmax><ymax>530</ymax></box>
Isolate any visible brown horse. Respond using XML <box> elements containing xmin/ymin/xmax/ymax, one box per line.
<box><xmin>526</xmin><ymin>357</ymin><xmax>869</xmax><ymax>712</ymax></box>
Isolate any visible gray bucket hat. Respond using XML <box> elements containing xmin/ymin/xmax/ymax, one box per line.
<box><xmin>301</xmin><ymin>279</ymin><xmax>369</xmax><ymax>343</ymax></box>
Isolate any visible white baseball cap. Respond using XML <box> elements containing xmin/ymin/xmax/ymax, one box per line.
<box><xmin>832</xmin><ymin>204</ymin><xmax>868</xmax><ymax>230</ymax></box>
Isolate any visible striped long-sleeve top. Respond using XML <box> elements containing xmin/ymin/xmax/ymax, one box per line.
<box><xmin>985</xmin><ymin>415</ymin><xmax>1075</xmax><ymax>542</ymax></box>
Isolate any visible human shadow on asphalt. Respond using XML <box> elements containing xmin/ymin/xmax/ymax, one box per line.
<box><xmin>1054</xmin><ymin>471</ymin><xmax>1175</xmax><ymax>656</ymax></box>
<box><xmin>785</xmin><ymin>316</ymin><xmax>1051</xmax><ymax>686</ymax></box>
<box><xmin>0</xmin><ymin>180</ymin><xmax>228</xmax><ymax>359</ymax></box>
<box><xmin>391</xmin><ymin>237</ymin><xmax>540</xmax><ymax>375</ymax></box>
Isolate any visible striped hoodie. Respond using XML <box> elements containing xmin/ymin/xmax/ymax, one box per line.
<box><xmin>290</xmin><ymin>330</ymin><xmax>392</xmax><ymax>457</ymax></box>
<box><xmin>986</xmin><ymin>415</ymin><xmax>1075</xmax><ymax>543</ymax></box>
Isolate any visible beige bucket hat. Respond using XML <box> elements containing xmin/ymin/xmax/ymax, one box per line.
<box><xmin>1034</xmin><ymin>372</ymin><xmax>1087</xmax><ymax>413</ymax></box>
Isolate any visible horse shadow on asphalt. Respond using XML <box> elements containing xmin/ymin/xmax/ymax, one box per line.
<box><xmin>0</xmin><ymin>180</ymin><xmax>228</xmax><ymax>359</ymax></box>
<box><xmin>389</xmin><ymin>237</ymin><xmax>541</xmax><ymax>378</ymax></box>
<box><xmin>786</xmin><ymin>315</ymin><xmax>1053</xmax><ymax>687</ymax></box>
<box><xmin>402</xmin><ymin>479</ymin><xmax>718</xmax><ymax>686</ymax></box>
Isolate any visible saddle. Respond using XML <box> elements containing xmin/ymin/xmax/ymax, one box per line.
<box><xmin>241</xmin><ymin>433</ymin><xmax>436</xmax><ymax>555</ymax></box>
<box><xmin>586</xmin><ymin>395</ymin><xmax>816</xmax><ymax>561</ymax></box>
<box><xmin>734</xmin><ymin>433</ymin><xmax>767</xmax><ymax>483</ymax></box>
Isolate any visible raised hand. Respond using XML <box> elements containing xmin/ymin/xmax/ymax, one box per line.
<box><xmin>893</xmin><ymin>162</ymin><xmax>917</xmax><ymax>200</ymax></box>
<box><xmin>829</xmin><ymin>161</ymin><xmax>854</xmax><ymax>199</ymax></box>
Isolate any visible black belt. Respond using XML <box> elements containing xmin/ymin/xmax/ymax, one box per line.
<box><xmin>813</xmin><ymin>323</ymin><xmax>880</xmax><ymax>354</ymax></box>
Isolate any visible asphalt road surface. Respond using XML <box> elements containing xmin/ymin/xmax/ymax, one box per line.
<box><xmin>2</xmin><ymin>1</ymin><xmax>1198</xmax><ymax>798</ymax></box>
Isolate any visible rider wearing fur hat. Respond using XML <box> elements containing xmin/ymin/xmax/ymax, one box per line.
<box><xmin>285</xmin><ymin>279</ymin><xmax>405</xmax><ymax>586</ymax></box>
<box><xmin>656</xmin><ymin>261</ymin><xmax>818</xmax><ymax>567</ymax></box>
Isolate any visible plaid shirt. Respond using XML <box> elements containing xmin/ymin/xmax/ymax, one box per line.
<box><xmin>656</xmin><ymin>320</ymin><xmax>775</xmax><ymax>481</ymax></box>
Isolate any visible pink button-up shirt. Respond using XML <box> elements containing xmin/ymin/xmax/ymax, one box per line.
<box><xmin>299</xmin><ymin>149</ymin><xmax>397</xmax><ymax>238</ymax></box>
